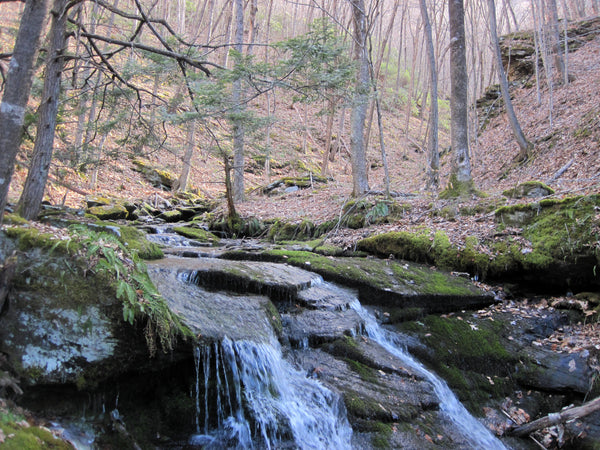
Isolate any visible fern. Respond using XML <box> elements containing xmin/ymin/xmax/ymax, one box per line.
<box><xmin>67</xmin><ymin>224</ymin><xmax>190</xmax><ymax>355</ymax></box>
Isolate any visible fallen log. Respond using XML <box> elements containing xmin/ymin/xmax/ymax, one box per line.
<box><xmin>508</xmin><ymin>396</ymin><xmax>600</xmax><ymax>437</ymax></box>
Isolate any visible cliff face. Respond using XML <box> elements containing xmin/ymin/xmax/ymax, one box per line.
<box><xmin>499</xmin><ymin>16</ymin><xmax>600</xmax><ymax>81</ymax></box>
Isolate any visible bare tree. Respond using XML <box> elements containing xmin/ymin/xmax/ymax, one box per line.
<box><xmin>0</xmin><ymin>0</ymin><xmax>50</xmax><ymax>223</ymax></box>
<box><xmin>447</xmin><ymin>0</ymin><xmax>474</xmax><ymax>194</ymax></box>
<box><xmin>18</xmin><ymin>0</ymin><xmax>70</xmax><ymax>220</ymax></box>
<box><xmin>487</xmin><ymin>0</ymin><xmax>532</xmax><ymax>162</ymax></box>
<box><xmin>349</xmin><ymin>0</ymin><xmax>370</xmax><ymax>196</ymax></box>
<box><xmin>231</xmin><ymin>0</ymin><xmax>245</xmax><ymax>203</ymax></box>
<box><xmin>419</xmin><ymin>0</ymin><xmax>440</xmax><ymax>190</ymax></box>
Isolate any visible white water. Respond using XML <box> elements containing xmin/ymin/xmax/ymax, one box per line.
<box><xmin>345</xmin><ymin>290</ymin><xmax>507</xmax><ymax>449</ymax></box>
<box><xmin>190</xmin><ymin>336</ymin><xmax>353</xmax><ymax>449</ymax></box>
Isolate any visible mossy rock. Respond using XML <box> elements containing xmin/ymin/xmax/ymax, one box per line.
<box><xmin>132</xmin><ymin>159</ymin><xmax>177</xmax><ymax>190</ymax></box>
<box><xmin>87</xmin><ymin>204</ymin><xmax>129</xmax><ymax>220</ymax></box>
<box><xmin>158</xmin><ymin>210</ymin><xmax>184</xmax><ymax>223</ymax></box>
<box><xmin>173</xmin><ymin>226</ymin><xmax>220</xmax><ymax>244</ymax></box>
<box><xmin>85</xmin><ymin>195</ymin><xmax>112</xmax><ymax>207</ymax></box>
<box><xmin>2</xmin><ymin>213</ymin><xmax>28</xmax><ymax>226</ymax></box>
<box><xmin>502</xmin><ymin>181</ymin><xmax>554</xmax><ymax>199</ymax></box>
<box><xmin>257</xmin><ymin>249</ymin><xmax>492</xmax><ymax>313</ymax></box>
<box><xmin>267</xmin><ymin>220</ymin><xmax>314</xmax><ymax>242</ymax></box>
<box><xmin>4</xmin><ymin>227</ymin><xmax>76</xmax><ymax>254</ymax></box>
<box><xmin>0</xmin><ymin>418</ymin><xmax>73</xmax><ymax>450</ymax></box>
<box><xmin>397</xmin><ymin>315</ymin><xmax>516</xmax><ymax>410</ymax></box>
<box><xmin>93</xmin><ymin>223</ymin><xmax>163</xmax><ymax>260</ymax></box>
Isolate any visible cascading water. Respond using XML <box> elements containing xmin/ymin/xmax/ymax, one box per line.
<box><xmin>190</xmin><ymin>336</ymin><xmax>353</xmax><ymax>449</ymax></box>
<box><xmin>343</xmin><ymin>290</ymin><xmax>507</xmax><ymax>449</ymax></box>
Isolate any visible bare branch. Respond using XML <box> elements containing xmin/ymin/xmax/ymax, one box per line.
<box><xmin>78</xmin><ymin>30</ymin><xmax>220</xmax><ymax>76</ymax></box>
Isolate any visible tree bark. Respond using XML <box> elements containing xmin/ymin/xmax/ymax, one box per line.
<box><xmin>448</xmin><ymin>0</ymin><xmax>473</xmax><ymax>191</ymax></box>
<box><xmin>509</xmin><ymin>397</ymin><xmax>600</xmax><ymax>437</ymax></box>
<box><xmin>177</xmin><ymin>121</ymin><xmax>196</xmax><ymax>192</ymax></box>
<box><xmin>419</xmin><ymin>0</ymin><xmax>439</xmax><ymax>190</ymax></box>
<box><xmin>547</xmin><ymin>0</ymin><xmax>567</xmax><ymax>83</ymax></box>
<box><xmin>487</xmin><ymin>0</ymin><xmax>532</xmax><ymax>161</ymax></box>
<box><xmin>349</xmin><ymin>0</ymin><xmax>370</xmax><ymax>197</ymax></box>
<box><xmin>231</xmin><ymin>0</ymin><xmax>245</xmax><ymax>203</ymax></box>
<box><xmin>18</xmin><ymin>0</ymin><xmax>70</xmax><ymax>220</ymax></box>
<box><xmin>0</xmin><ymin>0</ymin><xmax>50</xmax><ymax>224</ymax></box>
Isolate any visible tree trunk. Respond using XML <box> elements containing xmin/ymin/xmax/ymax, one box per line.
<box><xmin>349</xmin><ymin>0</ymin><xmax>370</xmax><ymax>197</ymax></box>
<box><xmin>487</xmin><ymin>0</ymin><xmax>533</xmax><ymax>161</ymax></box>
<box><xmin>509</xmin><ymin>397</ymin><xmax>600</xmax><ymax>437</ymax></box>
<box><xmin>547</xmin><ymin>0</ymin><xmax>567</xmax><ymax>83</ymax></box>
<box><xmin>18</xmin><ymin>0</ymin><xmax>69</xmax><ymax>220</ymax></box>
<box><xmin>0</xmin><ymin>0</ymin><xmax>50</xmax><ymax>224</ymax></box>
<box><xmin>231</xmin><ymin>0</ymin><xmax>245</xmax><ymax>203</ymax></box>
<box><xmin>419</xmin><ymin>0</ymin><xmax>439</xmax><ymax>190</ymax></box>
<box><xmin>364</xmin><ymin>0</ymin><xmax>399</xmax><ymax>151</ymax></box>
<box><xmin>320</xmin><ymin>98</ymin><xmax>337</xmax><ymax>176</ymax></box>
<box><xmin>177</xmin><ymin>121</ymin><xmax>196</xmax><ymax>192</ymax></box>
<box><xmin>448</xmin><ymin>0</ymin><xmax>473</xmax><ymax>193</ymax></box>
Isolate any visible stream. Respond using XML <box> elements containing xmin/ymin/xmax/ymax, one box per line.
<box><xmin>348</xmin><ymin>293</ymin><xmax>507</xmax><ymax>449</ymax></box>
<box><xmin>147</xmin><ymin>236</ymin><xmax>508</xmax><ymax>449</ymax></box>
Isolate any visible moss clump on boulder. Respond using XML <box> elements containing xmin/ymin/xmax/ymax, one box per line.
<box><xmin>173</xmin><ymin>226</ymin><xmax>220</xmax><ymax>244</ymax></box>
<box><xmin>132</xmin><ymin>159</ymin><xmax>177</xmax><ymax>190</ymax></box>
<box><xmin>88</xmin><ymin>204</ymin><xmax>129</xmax><ymax>220</ymax></box>
<box><xmin>0</xmin><ymin>415</ymin><xmax>73</xmax><ymax>450</ymax></box>
<box><xmin>158</xmin><ymin>210</ymin><xmax>184</xmax><ymax>223</ymax></box>
<box><xmin>502</xmin><ymin>181</ymin><xmax>554</xmax><ymax>199</ymax></box>
<box><xmin>267</xmin><ymin>220</ymin><xmax>315</xmax><ymax>242</ymax></box>
<box><xmin>93</xmin><ymin>223</ymin><xmax>163</xmax><ymax>260</ymax></box>
<box><xmin>359</xmin><ymin>195</ymin><xmax>600</xmax><ymax>289</ymax></box>
<box><xmin>4</xmin><ymin>226</ymin><xmax>76</xmax><ymax>254</ymax></box>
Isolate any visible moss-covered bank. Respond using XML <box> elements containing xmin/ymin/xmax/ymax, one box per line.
<box><xmin>358</xmin><ymin>194</ymin><xmax>600</xmax><ymax>291</ymax></box>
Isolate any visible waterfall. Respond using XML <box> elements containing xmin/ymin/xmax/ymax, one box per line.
<box><xmin>347</xmin><ymin>294</ymin><xmax>507</xmax><ymax>450</ymax></box>
<box><xmin>190</xmin><ymin>337</ymin><xmax>353</xmax><ymax>449</ymax></box>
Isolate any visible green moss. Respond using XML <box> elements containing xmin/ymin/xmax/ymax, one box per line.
<box><xmin>267</xmin><ymin>220</ymin><xmax>314</xmax><ymax>242</ymax></box>
<box><xmin>262</xmin><ymin>248</ymin><xmax>479</xmax><ymax>298</ymax></box>
<box><xmin>344</xmin><ymin>391</ymin><xmax>390</xmax><ymax>420</ymax></box>
<box><xmin>386</xmin><ymin>307</ymin><xmax>425</xmax><ymax>323</ymax></box>
<box><xmin>132</xmin><ymin>159</ymin><xmax>177</xmax><ymax>189</ymax></box>
<box><xmin>397</xmin><ymin>315</ymin><xmax>516</xmax><ymax>410</ymax></box>
<box><xmin>344</xmin><ymin>358</ymin><xmax>379</xmax><ymax>384</ymax></box>
<box><xmin>439</xmin><ymin>174</ymin><xmax>483</xmax><ymax>199</ymax></box>
<box><xmin>4</xmin><ymin>227</ymin><xmax>77</xmax><ymax>254</ymax></box>
<box><xmin>502</xmin><ymin>181</ymin><xmax>554</xmax><ymax>198</ymax></box>
<box><xmin>2</xmin><ymin>213</ymin><xmax>28</xmax><ymax>225</ymax></box>
<box><xmin>262</xmin><ymin>300</ymin><xmax>283</xmax><ymax>337</ymax></box>
<box><xmin>87</xmin><ymin>204</ymin><xmax>129</xmax><ymax>220</ymax></box>
<box><xmin>314</xmin><ymin>220</ymin><xmax>337</xmax><ymax>238</ymax></box>
<box><xmin>173</xmin><ymin>226</ymin><xmax>220</xmax><ymax>244</ymax></box>
<box><xmin>158</xmin><ymin>210</ymin><xmax>184</xmax><ymax>222</ymax></box>
<box><xmin>0</xmin><ymin>420</ymin><xmax>71</xmax><ymax>449</ymax></box>
<box><xmin>111</xmin><ymin>224</ymin><xmax>164</xmax><ymax>260</ymax></box>
<box><xmin>357</xmin><ymin>230</ymin><xmax>433</xmax><ymax>264</ymax></box>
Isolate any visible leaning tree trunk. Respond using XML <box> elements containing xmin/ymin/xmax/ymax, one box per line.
<box><xmin>447</xmin><ymin>0</ymin><xmax>473</xmax><ymax>194</ymax></box>
<box><xmin>349</xmin><ymin>0</ymin><xmax>370</xmax><ymax>197</ymax></box>
<box><xmin>487</xmin><ymin>0</ymin><xmax>533</xmax><ymax>162</ymax></box>
<box><xmin>18</xmin><ymin>0</ymin><xmax>70</xmax><ymax>220</ymax></box>
<box><xmin>0</xmin><ymin>0</ymin><xmax>50</xmax><ymax>224</ymax></box>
